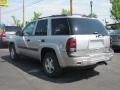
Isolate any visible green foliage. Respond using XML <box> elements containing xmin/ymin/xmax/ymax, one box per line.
<box><xmin>31</xmin><ymin>11</ymin><xmax>42</xmax><ymax>21</ymax></box>
<box><xmin>61</xmin><ymin>9</ymin><xmax>71</xmax><ymax>15</ymax></box>
<box><xmin>11</xmin><ymin>16</ymin><xmax>23</xmax><ymax>28</ymax></box>
<box><xmin>111</xmin><ymin>0</ymin><xmax>120</xmax><ymax>22</ymax></box>
<box><xmin>11</xmin><ymin>11</ymin><xmax>42</xmax><ymax>28</ymax></box>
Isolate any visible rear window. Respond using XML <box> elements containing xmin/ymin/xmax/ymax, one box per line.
<box><xmin>69</xmin><ymin>18</ymin><xmax>108</xmax><ymax>35</ymax></box>
<box><xmin>5</xmin><ymin>26</ymin><xmax>21</xmax><ymax>32</ymax></box>
<box><xmin>51</xmin><ymin>18</ymin><xmax>107</xmax><ymax>35</ymax></box>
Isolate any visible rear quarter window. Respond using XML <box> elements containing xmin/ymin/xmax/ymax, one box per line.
<box><xmin>52</xmin><ymin>18</ymin><xmax>70</xmax><ymax>35</ymax></box>
<box><xmin>35</xmin><ymin>20</ymin><xmax>47</xmax><ymax>36</ymax></box>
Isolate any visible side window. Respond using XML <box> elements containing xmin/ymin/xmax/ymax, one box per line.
<box><xmin>52</xmin><ymin>18</ymin><xmax>70</xmax><ymax>35</ymax></box>
<box><xmin>23</xmin><ymin>22</ymin><xmax>36</xmax><ymax>36</ymax></box>
<box><xmin>35</xmin><ymin>20</ymin><xmax>47</xmax><ymax>36</ymax></box>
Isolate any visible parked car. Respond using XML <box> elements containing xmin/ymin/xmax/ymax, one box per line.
<box><xmin>9</xmin><ymin>15</ymin><xmax>114</xmax><ymax>77</ymax></box>
<box><xmin>109</xmin><ymin>30</ymin><xmax>120</xmax><ymax>50</ymax></box>
<box><xmin>0</xmin><ymin>26</ymin><xmax>22</xmax><ymax>46</ymax></box>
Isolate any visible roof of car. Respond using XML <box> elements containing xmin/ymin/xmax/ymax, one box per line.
<box><xmin>39</xmin><ymin>15</ymin><xmax>96</xmax><ymax>20</ymax></box>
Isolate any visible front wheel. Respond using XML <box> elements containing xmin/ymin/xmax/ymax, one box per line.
<box><xmin>43</xmin><ymin>52</ymin><xmax>62</xmax><ymax>78</ymax></box>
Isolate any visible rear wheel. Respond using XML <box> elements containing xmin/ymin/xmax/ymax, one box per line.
<box><xmin>9</xmin><ymin>45</ymin><xmax>19</xmax><ymax>61</ymax></box>
<box><xmin>43</xmin><ymin>52</ymin><xmax>62</xmax><ymax>77</ymax></box>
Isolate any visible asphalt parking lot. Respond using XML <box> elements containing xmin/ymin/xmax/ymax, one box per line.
<box><xmin>0</xmin><ymin>48</ymin><xmax>120</xmax><ymax>90</ymax></box>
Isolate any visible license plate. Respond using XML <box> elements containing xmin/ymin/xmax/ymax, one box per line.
<box><xmin>89</xmin><ymin>40</ymin><xmax>104</xmax><ymax>49</ymax></box>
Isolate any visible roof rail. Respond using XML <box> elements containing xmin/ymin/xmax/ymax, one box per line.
<box><xmin>39</xmin><ymin>16</ymin><xmax>49</xmax><ymax>19</ymax></box>
<box><xmin>39</xmin><ymin>15</ymin><xmax>69</xmax><ymax>19</ymax></box>
<box><xmin>39</xmin><ymin>15</ymin><xmax>68</xmax><ymax>19</ymax></box>
<box><xmin>39</xmin><ymin>14</ymin><xmax>93</xmax><ymax>19</ymax></box>
<box><xmin>50</xmin><ymin>15</ymin><xmax>68</xmax><ymax>17</ymax></box>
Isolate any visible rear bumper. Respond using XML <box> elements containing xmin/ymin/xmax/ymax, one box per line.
<box><xmin>60</xmin><ymin>48</ymin><xmax>114</xmax><ymax>68</ymax></box>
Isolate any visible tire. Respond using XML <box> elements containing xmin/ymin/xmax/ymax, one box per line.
<box><xmin>9</xmin><ymin>45</ymin><xmax>19</xmax><ymax>61</ymax></box>
<box><xmin>43</xmin><ymin>52</ymin><xmax>62</xmax><ymax>78</ymax></box>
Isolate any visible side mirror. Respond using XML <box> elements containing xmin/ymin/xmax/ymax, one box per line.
<box><xmin>16</xmin><ymin>31</ymin><xmax>23</xmax><ymax>36</ymax></box>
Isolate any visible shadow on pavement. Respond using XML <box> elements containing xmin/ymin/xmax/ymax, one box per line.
<box><xmin>1</xmin><ymin>55</ymin><xmax>100</xmax><ymax>83</ymax></box>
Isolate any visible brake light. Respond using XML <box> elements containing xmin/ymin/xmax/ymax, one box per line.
<box><xmin>1</xmin><ymin>32</ymin><xmax>6</xmax><ymax>37</ymax></box>
<box><xmin>66</xmin><ymin>38</ymin><xmax>76</xmax><ymax>52</ymax></box>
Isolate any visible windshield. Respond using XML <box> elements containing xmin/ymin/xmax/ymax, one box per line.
<box><xmin>69</xmin><ymin>18</ymin><xmax>108</xmax><ymax>35</ymax></box>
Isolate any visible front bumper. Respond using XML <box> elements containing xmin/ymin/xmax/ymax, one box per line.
<box><xmin>61</xmin><ymin>48</ymin><xmax>114</xmax><ymax>67</ymax></box>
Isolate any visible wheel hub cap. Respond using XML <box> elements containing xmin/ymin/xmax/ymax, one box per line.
<box><xmin>45</xmin><ymin>57</ymin><xmax>54</xmax><ymax>74</ymax></box>
<box><xmin>10</xmin><ymin>48</ymin><xmax>15</xmax><ymax>59</ymax></box>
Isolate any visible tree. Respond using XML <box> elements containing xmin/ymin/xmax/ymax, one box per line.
<box><xmin>11</xmin><ymin>16</ymin><xmax>23</xmax><ymax>28</ymax></box>
<box><xmin>31</xmin><ymin>11</ymin><xmax>42</xmax><ymax>21</ymax></box>
<box><xmin>88</xmin><ymin>13</ymin><xmax>97</xmax><ymax>18</ymax></box>
<box><xmin>11</xmin><ymin>11</ymin><xmax>42</xmax><ymax>27</ymax></box>
<box><xmin>11</xmin><ymin>11</ymin><xmax>42</xmax><ymax>28</ymax></box>
<box><xmin>111</xmin><ymin>0</ymin><xmax>120</xmax><ymax>22</ymax></box>
<box><xmin>61</xmin><ymin>9</ymin><xmax>71</xmax><ymax>15</ymax></box>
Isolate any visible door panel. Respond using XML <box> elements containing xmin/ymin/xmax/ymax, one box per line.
<box><xmin>28</xmin><ymin>19</ymin><xmax>48</xmax><ymax>59</ymax></box>
<box><xmin>17</xmin><ymin>21</ymin><xmax>37</xmax><ymax>57</ymax></box>
<box><xmin>16</xmin><ymin>36</ymin><xmax>28</xmax><ymax>55</ymax></box>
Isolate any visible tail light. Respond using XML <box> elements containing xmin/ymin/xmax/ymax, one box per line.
<box><xmin>1</xmin><ymin>32</ymin><xmax>6</xmax><ymax>37</ymax></box>
<box><xmin>66</xmin><ymin>38</ymin><xmax>76</xmax><ymax>52</ymax></box>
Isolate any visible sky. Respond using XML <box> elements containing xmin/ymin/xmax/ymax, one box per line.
<box><xmin>1</xmin><ymin>0</ymin><xmax>113</xmax><ymax>25</ymax></box>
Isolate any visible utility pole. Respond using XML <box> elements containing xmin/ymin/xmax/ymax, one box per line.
<box><xmin>70</xmin><ymin>0</ymin><xmax>73</xmax><ymax>15</ymax></box>
<box><xmin>90</xmin><ymin>0</ymin><xmax>93</xmax><ymax>16</ymax></box>
<box><xmin>23</xmin><ymin>0</ymin><xmax>25</xmax><ymax>27</ymax></box>
<box><xmin>0</xmin><ymin>7</ymin><xmax>1</xmax><ymax>25</ymax></box>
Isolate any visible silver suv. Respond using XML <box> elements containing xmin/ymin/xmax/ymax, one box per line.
<box><xmin>9</xmin><ymin>15</ymin><xmax>114</xmax><ymax>77</ymax></box>
<box><xmin>0</xmin><ymin>26</ymin><xmax>21</xmax><ymax>46</ymax></box>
